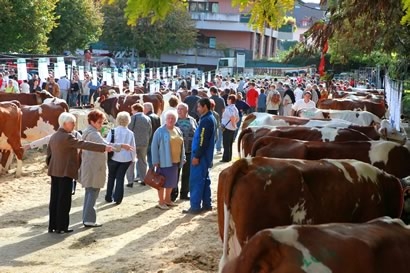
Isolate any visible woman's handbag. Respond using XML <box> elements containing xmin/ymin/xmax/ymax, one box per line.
<box><xmin>144</xmin><ymin>167</ymin><xmax>165</xmax><ymax>190</ymax></box>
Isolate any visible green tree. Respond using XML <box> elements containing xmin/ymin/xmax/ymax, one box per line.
<box><xmin>101</xmin><ymin>0</ymin><xmax>197</xmax><ymax>58</ymax></box>
<box><xmin>108</xmin><ymin>0</ymin><xmax>295</xmax><ymax>30</ymax></box>
<box><xmin>0</xmin><ymin>0</ymin><xmax>57</xmax><ymax>53</ymax></box>
<box><xmin>48</xmin><ymin>0</ymin><xmax>104</xmax><ymax>54</ymax></box>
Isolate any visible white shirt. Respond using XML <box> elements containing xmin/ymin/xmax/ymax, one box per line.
<box><xmin>106</xmin><ymin>126</ymin><xmax>136</xmax><ymax>162</ymax></box>
<box><xmin>294</xmin><ymin>88</ymin><xmax>304</xmax><ymax>101</ymax></box>
<box><xmin>20</xmin><ymin>82</ymin><xmax>30</xmax><ymax>93</ymax></box>
<box><xmin>292</xmin><ymin>99</ymin><xmax>316</xmax><ymax>112</ymax></box>
<box><xmin>221</xmin><ymin>104</ymin><xmax>239</xmax><ymax>131</ymax></box>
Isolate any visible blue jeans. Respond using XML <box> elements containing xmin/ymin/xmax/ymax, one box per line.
<box><xmin>81</xmin><ymin>95</ymin><xmax>89</xmax><ymax>105</ymax></box>
<box><xmin>215</xmin><ymin>127</ymin><xmax>223</xmax><ymax>152</ymax></box>
<box><xmin>68</xmin><ymin>91</ymin><xmax>79</xmax><ymax>107</ymax></box>
<box><xmin>106</xmin><ymin>160</ymin><xmax>131</xmax><ymax>204</ymax></box>
<box><xmin>147</xmin><ymin>145</ymin><xmax>153</xmax><ymax>169</ymax></box>
<box><xmin>189</xmin><ymin>156</ymin><xmax>212</xmax><ymax>211</ymax></box>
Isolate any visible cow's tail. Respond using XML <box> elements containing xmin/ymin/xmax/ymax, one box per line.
<box><xmin>62</xmin><ymin>101</ymin><xmax>69</xmax><ymax>112</ymax></box>
<box><xmin>237</xmin><ymin>127</ymin><xmax>251</xmax><ymax>158</ymax></box>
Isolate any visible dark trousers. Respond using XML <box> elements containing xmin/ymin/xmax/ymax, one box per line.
<box><xmin>267</xmin><ymin>109</ymin><xmax>278</xmax><ymax>115</ymax></box>
<box><xmin>49</xmin><ymin>176</ymin><xmax>73</xmax><ymax>231</ymax></box>
<box><xmin>222</xmin><ymin>129</ymin><xmax>235</xmax><ymax>162</ymax></box>
<box><xmin>106</xmin><ymin>160</ymin><xmax>131</xmax><ymax>204</ymax></box>
<box><xmin>171</xmin><ymin>152</ymin><xmax>191</xmax><ymax>201</ymax></box>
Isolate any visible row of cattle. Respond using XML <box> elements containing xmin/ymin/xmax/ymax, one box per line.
<box><xmin>217</xmin><ymin>112</ymin><xmax>410</xmax><ymax>273</ymax></box>
<box><xmin>0</xmin><ymin>91</ymin><xmax>165</xmax><ymax>177</ymax></box>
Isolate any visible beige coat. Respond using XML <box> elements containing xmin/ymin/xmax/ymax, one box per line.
<box><xmin>79</xmin><ymin>125</ymin><xmax>109</xmax><ymax>188</ymax></box>
<box><xmin>47</xmin><ymin>128</ymin><xmax>106</xmax><ymax>180</ymax></box>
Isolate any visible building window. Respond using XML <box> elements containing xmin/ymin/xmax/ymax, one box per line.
<box><xmin>209</xmin><ymin>37</ymin><xmax>216</xmax><ymax>48</ymax></box>
<box><xmin>188</xmin><ymin>1</ymin><xmax>219</xmax><ymax>13</ymax></box>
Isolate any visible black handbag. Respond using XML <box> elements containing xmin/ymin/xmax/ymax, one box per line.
<box><xmin>107</xmin><ymin>129</ymin><xmax>115</xmax><ymax>162</ymax></box>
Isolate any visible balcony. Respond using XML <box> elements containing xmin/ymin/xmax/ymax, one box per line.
<box><xmin>191</xmin><ymin>12</ymin><xmax>241</xmax><ymax>22</ymax></box>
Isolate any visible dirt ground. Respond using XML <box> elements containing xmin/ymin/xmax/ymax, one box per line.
<box><xmin>0</xmin><ymin>147</ymin><xmax>233</xmax><ymax>273</ymax></box>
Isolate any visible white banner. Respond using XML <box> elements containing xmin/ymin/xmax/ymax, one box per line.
<box><xmin>102</xmin><ymin>68</ymin><xmax>108</xmax><ymax>83</ymax></box>
<box><xmin>92</xmin><ymin>67</ymin><xmax>97</xmax><ymax>86</ymax></box>
<box><xmin>54</xmin><ymin>62</ymin><xmax>61</xmax><ymax>79</ymax></box>
<box><xmin>208</xmin><ymin>71</ymin><xmax>212</xmax><ymax>83</ymax></box>
<box><xmin>202</xmin><ymin>73</ymin><xmax>205</xmax><ymax>86</ymax></box>
<box><xmin>106</xmin><ymin>70</ymin><xmax>113</xmax><ymax>86</ymax></box>
<box><xmin>78</xmin><ymin>66</ymin><xmax>84</xmax><ymax>81</ymax></box>
<box><xmin>118</xmin><ymin>75</ymin><xmax>123</xmax><ymax>93</ymax></box>
<box><xmin>385</xmin><ymin>76</ymin><xmax>402</xmax><ymax>131</ymax></box>
<box><xmin>141</xmin><ymin>69</ymin><xmax>145</xmax><ymax>82</ymax></box>
<box><xmin>191</xmin><ymin>74</ymin><xmax>196</xmax><ymax>88</ymax></box>
<box><xmin>156</xmin><ymin>68</ymin><xmax>160</xmax><ymax>79</ymax></box>
<box><xmin>149</xmin><ymin>68</ymin><xmax>153</xmax><ymax>79</ymax></box>
<box><xmin>17</xmin><ymin>59</ymin><xmax>28</xmax><ymax>81</ymax></box>
<box><xmin>167</xmin><ymin>66</ymin><xmax>171</xmax><ymax>78</ymax></box>
<box><xmin>129</xmin><ymin>78</ymin><xmax>134</xmax><ymax>93</ymax></box>
<box><xmin>134</xmin><ymin>69</ymin><xmax>138</xmax><ymax>83</ymax></box>
<box><xmin>150</xmin><ymin>80</ymin><xmax>155</xmax><ymax>93</ymax></box>
<box><xmin>122</xmin><ymin>70</ymin><xmax>127</xmax><ymax>81</ymax></box>
<box><xmin>38</xmin><ymin>58</ymin><xmax>49</xmax><ymax>81</ymax></box>
<box><xmin>57</xmin><ymin>57</ymin><xmax>65</xmax><ymax>77</ymax></box>
<box><xmin>162</xmin><ymin>67</ymin><xmax>167</xmax><ymax>78</ymax></box>
<box><xmin>66</xmin><ymin>65</ymin><xmax>71</xmax><ymax>80</ymax></box>
<box><xmin>172</xmin><ymin>80</ymin><xmax>176</xmax><ymax>90</ymax></box>
<box><xmin>173</xmin><ymin>65</ymin><xmax>177</xmax><ymax>76</ymax></box>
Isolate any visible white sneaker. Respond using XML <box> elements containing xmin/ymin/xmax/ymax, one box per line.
<box><xmin>156</xmin><ymin>204</ymin><xmax>169</xmax><ymax>210</ymax></box>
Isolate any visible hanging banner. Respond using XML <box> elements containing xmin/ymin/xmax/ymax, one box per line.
<box><xmin>106</xmin><ymin>70</ymin><xmax>113</xmax><ymax>86</ymax></box>
<box><xmin>122</xmin><ymin>70</ymin><xmax>127</xmax><ymax>82</ymax></box>
<box><xmin>162</xmin><ymin>67</ymin><xmax>167</xmax><ymax>78</ymax></box>
<box><xmin>92</xmin><ymin>67</ymin><xmax>97</xmax><ymax>86</ymax></box>
<box><xmin>113</xmin><ymin>68</ymin><xmax>119</xmax><ymax>86</ymax></box>
<box><xmin>54</xmin><ymin>62</ymin><xmax>61</xmax><ymax>79</ymax></box>
<box><xmin>173</xmin><ymin>65</ymin><xmax>177</xmax><ymax>76</ymax></box>
<box><xmin>72</xmin><ymin>60</ymin><xmax>77</xmax><ymax>69</ymax></box>
<box><xmin>207</xmin><ymin>71</ymin><xmax>212</xmax><ymax>83</ymax></box>
<box><xmin>38</xmin><ymin>58</ymin><xmax>49</xmax><ymax>81</ymax></box>
<box><xmin>102</xmin><ymin>68</ymin><xmax>108</xmax><ymax>83</ymax></box>
<box><xmin>66</xmin><ymin>65</ymin><xmax>72</xmax><ymax>81</ymax></box>
<box><xmin>191</xmin><ymin>74</ymin><xmax>196</xmax><ymax>88</ymax></box>
<box><xmin>141</xmin><ymin>69</ymin><xmax>145</xmax><ymax>83</ymax></box>
<box><xmin>78</xmin><ymin>66</ymin><xmax>85</xmax><ymax>81</ymax></box>
<box><xmin>167</xmin><ymin>66</ymin><xmax>171</xmax><ymax>78</ymax></box>
<box><xmin>134</xmin><ymin>68</ymin><xmax>138</xmax><ymax>83</ymax></box>
<box><xmin>172</xmin><ymin>80</ymin><xmax>176</xmax><ymax>90</ymax></box>
<box><xmin>17</xmin><ymin>58</ymin><xmax>28</xmax><ymax>81</ymax></box>
<box><xmin>57</xmin><ymin>57</ymin><xmax>65</xmax><ymax>77</ymax></box>
<box><xmin>149</xmin><ymin>68</ymin><xmax>153</xmax><ymax>79</ymax></box>
<box><xmin>129</xmin><ymin>77</ymin><xmax>134</xmax><ymax>93</ymax></box>
<box><xmin>156</xmin><ymin>68</ymin><xmax>160</xmax><ymax>79</ymax></box>
<box><xmin>118</xmin><ymin>75</ymin><xmax>123</xmax><ymax>93</ymax></box>
<box><xmin>202</xmin><ymin>73</ymin><xmax>205</xmax><ymax>86</ymax></box>
<box><xmin>150</xmin><ymin>80</ymin><xmax>155</xmax><ymax>93</ymax></box>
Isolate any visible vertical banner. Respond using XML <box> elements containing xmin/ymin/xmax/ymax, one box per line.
<box><xmin>57</xmin><ymin>57</ymin><xmax>65</xmax><ymax>77</ymax></box>
<box><xmin>92</xmin><ymin>67</ymin><xmax>97</xmax><ymax>86</ymax></box>
<box><xmin>172</xmin><ymin>80</ymin><xmax>176</xmax><ymax>90</ymax></box>
<box><xmin>149</xmin><ymin>68</ymin><xmax>153</xmax><ymax>79</ymax></box>
<box><xmin>54</xmin><ymin>62</ymin><xmax>61</xmax><ymax>79</ymax></box>
<box><xmin>208</xmin><ymin>71</ymin><xmax>212</xmax><ymax>83</ymax></box>
<box><xmin>141</xmin><ymin>69</ymin><xmax>145</xmax><ymax>83</ymax></box>
<box><xmin>134</xmin><ymin>68</ymin><xmax>138</xmax><ymax>83</ymax></box>
<box><xmin>106</xmin><ymin>69</ymin><xmax>113</xmax><ymax>86</ymax></box>
<box><xmin>102</xmin><ymin>68</ymin><xmax>108</xmax><ymax>84</ymax></box>
<box><xmin>156</xmin><ymin>68</ymin><xmax>160</xmax><ymax>79</ymax></box>
<box><xmin>150</xmin><ymin>80</ymin><xmax>155</xmax><ymax>93</ymax></box>
<box><xmin>129</xmin><ymin>77</ymin><xmax>134</xmax><ymax>93</ymax></box>
<box><xmin>173</xmin><ymin>65</ymin><xmax>177</xmax><ymax>76</ymax></box>
<box><xmin>71</xmin><ymin>60</ymin><xmax>77</xmax><ymax>69</ymax></box>
<box><xmin>162</xmin><ymin>67</ymin><xmax>167</xmax><ymax>78</ymax></box>
<box><xmin>78</xmin><ymin>66</ymin><xmax>85</xmax><ymax>81</ymax></box>
<box><xmin>118</xmin><ymin>75</ymin><xmax>123</xmax><ymax>93</ymax></box>
<box><xmin>38</xmin><ymin>58</ymin><xmax>49</xmax><ymax>81</ymax></box>
<box><xmin>66</xmin><ymin>65</ymin><xmax>72</xmax><ymax>80</ymax></box>
<box><xmin>191</xmin><ymin>74</ymin><xmax>196</xmax><ymax>88</ymax></box>
<box><xmin>113</xmin><ymin>68</ymin><xmax>119</xmax><ymax>86</ymax></box>
<box><xmin>167</xmin><ymin>66</ymin><xmax>171</xmax><ymax>78</ymax></box>
<box><xmin>122</xmin><ymin>70</ymin><xmax>127</xmax><ymax>82</ymax></box>
<box><xmin>17</xmin><ymin>58</ymin><xmax>28</xmax><ymax>81</ymax></box>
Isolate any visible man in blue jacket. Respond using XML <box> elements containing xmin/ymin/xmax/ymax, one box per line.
<box><xmin>183</xmin><ymin>98</ymin><xmax>216</xmax><ymax>214</ymax></box>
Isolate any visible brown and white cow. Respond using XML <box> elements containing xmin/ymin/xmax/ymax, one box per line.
<box><xmin>0</xmin><ymin>101</ymin><xmax>24</xmax><ymax>177</ymax></box>
<box><xmin>238</xmin><ymin>126</ymin><xmax>373</xmax><ymax>158</ymax></box>
<box><xmin>20</xmin><ymin>101</ymin><xmax>69</xmax><ymax>142</ymax></box>
<box><xmin>0</xmin><ymin>90</ymin><xmax>54</xmax><ymax>105</ymax></box>
<box><xmin>317</xmin><ymin>98</ymin><xmax>386</xmax><ymax>118</ymax></box>
<box><xmin>251</xmin><ymin>137</ymin><xmax>410</xmax><ymax>179</ymax></box>
<box><xmin>298</xmin><ymin>108</ymin><xmax>381</xmax><ymax>126</ymax></box>
<box><xmin>217</xmin><ymin>157</ymin><xmax>403</xmax><ymax>270</ymax></box>
<box><xmin>96</xmin><ymin>93</ymin><xmax>164</xmax><ymax>122</ymax></box>
<box><xmin>222</xmin><ymin>217</ymin><xmax>409</xmax><ymax>273</ymax></box>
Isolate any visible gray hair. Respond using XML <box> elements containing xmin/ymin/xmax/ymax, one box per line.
<box><xmin>164</xmin><ymin>109</ymin><xmax>178</xmax><ymax>121</ymax></box>
<box><xmin>116</xmin><ymin>111</ymin><xmax>131</xmax><ymax>126</ymax></box>
<box><xmin>177</xmin><ymin>102</ymin><xmax>188</xmax><ymax>111</ymax></box>
<box><xmin>143</xmin><ymin>102</ymin><xmax>154</xmax><ymax>112</ymax></box>
<box><xmin>58</xmin><ymin>112</ymin><xmax>76</xmax><ymax>127</ymax></box>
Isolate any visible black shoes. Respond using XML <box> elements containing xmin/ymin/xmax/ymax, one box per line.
<box><xmin>219</xmin><ymin>160</ymin><xmax>230</xmax><ymax>163</ymax></box>
<box><xmin>182</xmin><ymin>208</ymin><xmax>202</xmax><ymax>215</ymax></box>
<box><xmin>126</xmin><ymin>183</ymin><xmax>133</xmax><ymax>188</ymax></box>
<box><xmin>55</xmin><ymin>229</ymin><xmax>74</xmax><ymax>234</ymax></box>
<box><xmin>202</xmin><ymin>207</ymin><xmax>213</xmax><ymax>212</ymax></box>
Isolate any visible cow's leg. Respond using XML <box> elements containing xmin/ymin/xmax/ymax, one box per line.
<box><xmin>219</xmin><ymin>204</ymin><xmax>231</xmax><ymax>273</ymax></box>
<box><xmin>15</xmin><ymin>158</ymin><xmax>22</xmax><ymax>178</ymax></box>
<box><xmin>4</xmin><ymin>151</ymin><xmax>13</xmax><ymax>171</ymax></box>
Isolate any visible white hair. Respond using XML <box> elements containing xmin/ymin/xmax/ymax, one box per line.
<box><xmin>143</xmin><ymin>102</ymin><xmax>154</xmax><ymax>112</ymax></box>
<box><xmin>116</xmin><ymin>111</ymin><xmax>131</xmax><ymax>126</ymax></box>
<box><xmin>58</xmin><ymin>112</ymin><xmax>76</xmax><ymax>127</ymax></box>
<box><xmin>177</xmin><ymin>102</ymin><xmax>188</xmax><ymax>111</ymax></box>
<box><xmin>164</xmin><ymin>110</ymin><xmax>178</xmax><ymax>121</ymax></box>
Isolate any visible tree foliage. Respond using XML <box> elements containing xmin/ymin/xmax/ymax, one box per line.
<box><xmin>402</xmin><ymin>0</ymin><xmax>410</xmax><ymax>25</ymax></box>
<box><xmin>48</xmin><ymin>0</ymin><xmax>103</xmax><ymax>54</ymax></box>
<box><xmin>0</xmin><ymin>0</ymin><xmax>58</xmax><ymax>53</ymax></box>
<box><xmin>101</xmin><ymin>0</ymin><xmax>197</xmax><ymax>58</ymax></box>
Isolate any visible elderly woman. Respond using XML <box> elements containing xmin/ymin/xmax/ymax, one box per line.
<box><xmin>47</xmin><ymin>112</ymin><xmax>113</xmax><ymax>234</ymax></box>
<box><xmin>80</xmin><ymin>110</ymin><xmax>134</xmax><ymax>227</ymax></box>
<box><xmin>105</xmin><ymin>112</ymin><xmax>136</xmax><ymax>205</ymax></box>
<box><xmin>151</xmin><ymin>110</ymin><xmax>186</xmax><ymax>210</ymax></box>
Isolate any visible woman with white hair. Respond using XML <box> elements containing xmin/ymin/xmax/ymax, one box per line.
<box><xmin>46</xmin><ymin>112</ymin><xmax>113</xmax><ymax>234</ymax></box>
<box><xmin>151</xmin><ymin>110</ymin><xmax>186</xmax><ymax>209</ymax></box>
<box><xmin>105</xmin><ymin>111</ymin><xmax>136</xmax><ymax>205</ymax></box>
